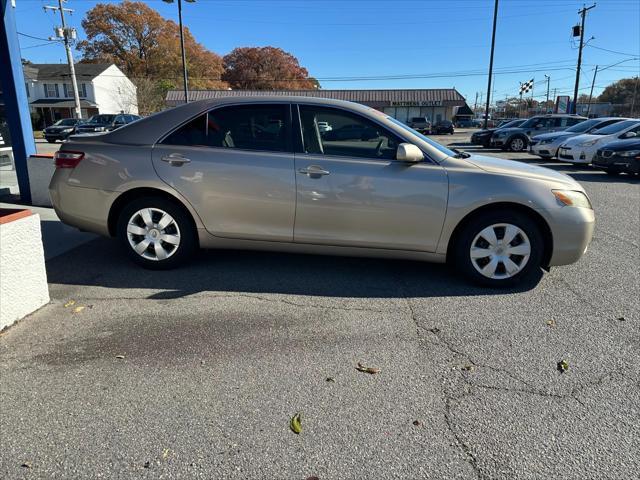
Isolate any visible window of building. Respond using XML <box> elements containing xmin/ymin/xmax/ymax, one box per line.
<box><xmin>44</xmin><ymin>83</ymin><xmax>58</xmax><ymax>98</ymax></box>
<box><xmin>63</xmin><ymin>83</ymin><xmax>87</xmax><ymax>98</ymax></box>
<box><xmin>298</xmin><ymin>105</ymin><xmax>400</xmax><ymax>160</ymax></box>
<box><xmin>161</xmin><ymin>104</ymin><xmax>289</xmax><ymax>152</ymax></box>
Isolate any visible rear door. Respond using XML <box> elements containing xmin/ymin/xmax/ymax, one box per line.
<box><xmin>292</xmin><ymin>104</ymin><xmax>448</xmax><ymax>251</ymax></box>
<box><xmin>152</xmin><ymin>103</ymin><xmax>296</xmax><ymax>242</ymax></box>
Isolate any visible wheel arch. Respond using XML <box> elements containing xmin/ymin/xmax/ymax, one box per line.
<box><xmin>107</xmin><ymin>187</ymin><xmax>200</xmax><ymax>239</ymax></box>
<box><xmin>446</xmin><ymin>202</ymin><xmax>553</xmax><ymax>268</ymax></box>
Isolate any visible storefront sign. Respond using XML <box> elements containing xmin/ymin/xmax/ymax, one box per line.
<box><xmin>389</xmin><ymin>101</ymin><xmax>443</xmax><ymax>107</ymax></box>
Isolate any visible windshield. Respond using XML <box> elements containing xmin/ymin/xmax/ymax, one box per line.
<box><xmin>387</xmin><ymin>117</ymin><xmax>456</xmax><ymax>157</ymax></box>
<box><xmin>501</xmin><ymin>119</ymin><xmax>525</xmax><ymax>129</ymax></box>
<box><xmin>519</xmin><ymin>117</ymin><xmax>542</xmax><ymax>128</ymax></box>
<box><xmin>591</xmin><ymin>119</ymin><xmax>638</xmax><ymax>135</ymax></box>
<box><xmin>564</xmin><ymin>118</ymin><xmax>601</xmax><ymax>133</ymax></box>
<box><xmin>87</xmin><ymin>115</ymin><xmax>116</xmax><ymax>124</ymax></box>
<box><xmin>53</xmin><ymin>119</ymin><xmax>77</xmax><ymax>126</ymax></box>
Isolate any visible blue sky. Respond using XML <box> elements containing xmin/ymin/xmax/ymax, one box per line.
<box><xmin>14</xmin><ymin>0</ymin><xmax>640</xmax><ymax>104</ymax></box>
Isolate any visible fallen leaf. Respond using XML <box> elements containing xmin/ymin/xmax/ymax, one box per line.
<box><xmin>72</xmin><ymin>306</ymin><xmax>86</xmax><ymax>314</ymax></box>
<box><xmin>412</xmin><ymin>420</ymin><xmax>421</xmax><ymax>426</ymax></box>
<box><xmin>356</xmin><ymin>362</ymin><xmax>380</xmax><ymax>374</ymax></box>
<box><xmin>64</xmin><ymin>300</ymin><xmax>76</xmax><ymax>308</ymax></box>
<box><xmin>290</xmin><ymin>412</ymin><xmax>302</xmax><ymax>434</ymax></box>
<box><xmin>143</xmin><ymin>461</ymin><xmax>150</xmax><ymax>469</ymax></box>
<box><xmin>162</xmin><ymin>448</ymin><xmax>170</xmax><ymax>459</ymax></box>
<box><xmin>428</xmin><ymin>327</ymin><xmax>440</xmax><ymax>334</ymax></box>
<box><xmin>557</xmin><ymin>360</ymin><xmax>569</xmax><ymax>373</ymax></box>
<box><xmin>617</xmin><ymin>317</ymin><xmax>626</xmax><ymax>322</ymax></box>
<box><xmin>461</xmin><ymin>364</ymin><xmax>474</xmax><ymax>372</ymax></box>
<box><xmin>546</xmin><ymin>319</ymin><xmax>556</xmax><ymax>327</ymax></box>
<box><xmin>325</xmin><ymin>377</ymin><xmax>335</xmax><ymax>383</ymax></box>
<box><xmin>115</xmin><ymin>355</ymin><xmax>125</xmax><ymax>359</ymax></box>
<box><xmin>21</xmin><ymin>462</ymin><xmax>32</xmax><ymax>469</ymax></box>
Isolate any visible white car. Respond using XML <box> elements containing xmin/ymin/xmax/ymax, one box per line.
<box><xmin>558</xmin><ymin>119</ymin><xmax>640</xmax><ymax>164</ymax></box>
<box><xmin>317</xmin><ymin>121</ymin><xmax>332</xmax><ymax>133</ymax></box>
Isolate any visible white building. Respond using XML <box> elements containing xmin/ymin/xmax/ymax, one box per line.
<box><xmin>23</xmin><ymin>63</ymin><xmax>137</xmax><ymax>128</ymax></box>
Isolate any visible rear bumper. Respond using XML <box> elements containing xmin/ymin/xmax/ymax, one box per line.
<box><xmin>538</xmin><ymin>206</ymin><xmax>595</xmax><ymax>266</ymax></box>
<box><xmin>49</xmin><ymin>169</ymin><xmax>114</xmax><ymax>236</ymax></box>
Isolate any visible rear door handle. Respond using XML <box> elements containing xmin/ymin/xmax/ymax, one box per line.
<box><xmin>298</xmin><ymin>165</ymin><xmax>330</xmax><ymax>177</ymax></box>
<box><xmin>161</xmin><ymin>153</ymin><xmax>191</xmax><ymax>166</ymax></box>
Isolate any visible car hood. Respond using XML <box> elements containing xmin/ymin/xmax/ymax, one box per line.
<box><xmin>494</xmin><ymin>127</ymin><xmax>522</xmax><ymax>135</ymax></box>
<box><xmin>560</xmin><ymin>133</ymin><xmax>599</xmax><ymax>146</ymax></box>
<box><xmin>473</xmin><ymin>129</ymin><xmax>495</xmax><ymax>135</ymax></box>
<box><xmin>532</xmin><ymin>131</ymin><xmax>574</xmax><ymax>141</ymax></box>
<box><xmin>45</xmin><ymin>125</ymin><xmax>74</xmax><ymax>132</ymax></box>
<box><xmin>463</xmin><ymin>154</ymin><xmax>578</xmax><ymax>186</ymax></box>
<box><xmin>598</xmin><ymin>139</ymin><xmax>640</xmax><ymax>151</ymax></box>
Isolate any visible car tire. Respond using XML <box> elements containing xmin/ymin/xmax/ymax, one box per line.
<box><xmin>606</xmin><ymin>169</ymin><xmax>620</xmax><ymax>176</ymax></box>
<box><xmin>452</xmin><ymin>210</ymin><xmax>544</xmax><ymax>287</ymax></box>
<box><xmin>508</xmin><ymin>136</ymin><xmax>527</xmax><ymax>152</ymax></box>
<box><xmin>116</xmin><ymin>196</ymin><xmax>197</xmax><ymax>270</ymax></box>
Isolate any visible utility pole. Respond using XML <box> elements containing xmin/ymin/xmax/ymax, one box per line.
<box><xmin>586</xmin><ymin>65</ymin><xmax>598</xmax><ymax>117</ymax></box>
<box><xmin>473</xmin><ymin>92</ymin><xmax>478</xmax><ymax>112</ymax></box>
<box><xmin>162</xmin><ymin>0</ymin><xmax>194</xmax><ymax>103</ymax></box>
<box><xmin>572</xmin><ymin>3</ymin><xmax>596</xmax><ymax>114</ymax></box>
<box><xmin>44</xmin><ymin>0</ymin><xmax>82</xmax><ymax>119</ymax></box>
<box><xmin>483</xmin><ymin>0</ymin><xmax>499</xmax><ymax>129</ymax></box>
<box><xmin>544</xmin><ymin>74</ymin><xmax>550</xmax><ymax>112</ymax></box>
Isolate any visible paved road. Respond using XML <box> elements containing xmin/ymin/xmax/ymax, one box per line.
<box><xmin>1</xmin><ymin>131</ymin><xmax>638</xmax><ymax>479</ymax></box>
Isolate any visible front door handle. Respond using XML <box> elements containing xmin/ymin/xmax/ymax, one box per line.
<box><xmin>298</xmin><ymin>165</ymin><xmax>330</xmax><ymax>178</ymax></box>
<box><xmin>161</xmin><ymin>153</ymin><xmax>191</xmax><ymax>166</ymax></box>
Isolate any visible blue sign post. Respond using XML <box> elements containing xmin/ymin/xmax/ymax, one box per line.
<box><xmin>1</xmin><ymin>0</ymin><xmax>35</xmax><ymax>203</ymax></box>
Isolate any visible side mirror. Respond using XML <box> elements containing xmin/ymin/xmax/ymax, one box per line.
<box><xmin>621</xmin><ymin>131</ymin><xmax>637</xmax><ymax>139</ymax></box>
<box><xmin>397</xmin><ymin>143</ymin><xmax>424</xmax><ymax>162</ymax></box>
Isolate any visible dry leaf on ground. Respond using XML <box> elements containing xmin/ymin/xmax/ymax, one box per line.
<box><xmin>356</xmin><ymin>362</ymin><xmax>380</xmax><ymax>374</ymax></box>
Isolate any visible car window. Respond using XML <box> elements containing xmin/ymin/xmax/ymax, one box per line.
<box><xmin>566</xmin><ymin>117</ymin><xmax>583</xmax><ymax>126</ymax></box>
<box><xmin>299</xmin><ymin>105</ymin><xmax>401</xmax><ymax>160</ymax></box>
<box><xmin>592</xmin><ymin>120</ymin><xmax>638</xmax><ymax>135</ymax></box>
<box><xmin>565</xmin><ymin>118</ymin><xmax>602</xmax><ymax>133</ymax></box>
<box><xmin>162</xmin><ymin>104</ymin><xmax>289</xmax><ymax>152</ymax></box>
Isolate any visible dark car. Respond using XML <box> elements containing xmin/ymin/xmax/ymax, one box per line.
<box><xmin>431</xmin><ymin>120</ymin><xmax>454</xmax><ymax>135</ymax></box>
<box><xmin>455</xmin><ymin>119</ymin><xmax>481</xmax><ymax>128</ymax></box>
<box><xmin>75</xmin><ymin>114</ymin><xmax>140</xmax><ymax>134</ymax></box>
<box><xmin>43</xmin><ymin>118</ymin><xmax>81</xmax><ymax>143</ymax></box>
<box><xmin>490</xmin><ymin>114</ymin><xmax>587</xmax><ymax>152</ymax></box>
<box><xmin>592</xmin><ymin>139</ymin><xmax>640</xmax><ymax>175</ymax></box>
<box><xmin>470</xmin><ymin>119</ymin><xmax>525</xmax><ymax>147</ymax></box>
<box><xmin>323</xmin><ymin>124</ymin><xmax>378</xmax><ymax>141</ymax></box>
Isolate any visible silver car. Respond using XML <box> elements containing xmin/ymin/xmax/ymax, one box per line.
<box><xmin>50</xmin><ymin>96</ymin><xmax>595</xmax><ymax>287</ymax></box>
<box><xmin>530</xmin><ymin>117</ymin><xmax>625</xmax><ymax>159</ymax></box>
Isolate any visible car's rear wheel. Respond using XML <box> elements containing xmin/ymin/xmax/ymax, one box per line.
<box><xmin>117</xmin><ymin>197</ymin><xmax>197</xmax><ymax>269</ymax></box>
<box><xmin>453</xmin><ymin>210</ymin><xmax>544</xmax><ymax>287</ymax></box>
<box><xmin>508</xmin><ymin>136</ymin><xmax>527</xmax><ymax>152</ymax></box>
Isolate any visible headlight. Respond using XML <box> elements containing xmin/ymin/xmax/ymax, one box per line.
<box><xmin>540</xmin><ymin>138</ymin><xmax>555</xmax><ymax>144</ymax></box>
<box><xmin>94</xmin><ymin>126</ymin><xmax>105</xmax><ymax>132</ymax></box>
<box><xmin>61</xmin><ymin>127</ymin><xmax>73</xmax><ymax>132</ymax></box>
<box><xmin>495</xmin><ymin>131</ymin><xmax>507</xmax><ymax>137</ymax></box>
<box><xmin>618</xmin><ymin>150</ymin><xmax>640</xmax><ymax>157</ymax></box>
<box><xmin>552</xmin><ymin>190</ymin><xmax>592</xmax><ymax>209</ymax></box>
<box><xmin>578</xmin><ymin>139</ymin><xmax>599</xmax><ymax>147</ymax></box>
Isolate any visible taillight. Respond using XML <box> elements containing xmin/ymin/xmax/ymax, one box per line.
<box><xmin>54</xmin><ymin>150</ymin><xmax>85</xmax><ymax>168</ymax></box>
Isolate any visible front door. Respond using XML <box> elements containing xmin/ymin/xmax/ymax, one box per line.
<box><xmin>152</xmin><ymin>103</ymin><xmax>296</xmax><ymax>242</ymax></box>
<box><xmin>293</xmin><ymin>105</ymin><xmax>448</xmax><ymax>252</ymax></box>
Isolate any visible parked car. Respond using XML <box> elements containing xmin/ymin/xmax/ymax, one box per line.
<box><xmin>42</xmin><ymin>118</ymin><xmax>81</xmax><ymax>143</ymax></box>
<box><xmin>75</xmin><ymin>113</ymin><xmax>140</xmax><ymax>134</ymax></box>
<box><xmin>323</xmin><ymin>124</ymin><xmax>379</xmax><ymax>141</ymax></box>
<box><xmin>455</xmin><ymin>119</ymin><xmax>481</xmax><ymax>128</ymax></box>
<box><xmin>431</xmin><ymin>120</ymin><xmax>454</xmax><ymax>135</ymax></box>
<box><xmin>592</xmin><ymin>139</ymin><xmax>640</xmax><ymax>175</ymax></box>
<box><xmin>530</xmin><ymin>117</ymin><xmax>624</xmax><ymax>159</ymax></box>
<box><xmin>317</xmin><ymin>121</ymin><xmax>332</xmax><ymax>133</ymax></box>
<box><xmin>407</xmin><ymin>116</ymin><xmax>432</xmax><ymax>134</ymax></box>
<box><xmin>491</xmin><ymin>114</ymin><xmax>587</xmax><ymax>152</ymax></box>
<box><xmin>496</xmin><ymin>118</ymin><xmax>519</xmax><ymax>128</ymax></box>
<box><xmin>558</xmin><ymin>119</ymin><xmax>640</xmax><ymax>164</ymax></box>
<box><xmin>49</xmin><ymin>96</ymin><xmax>594</xmax><ymax>287</ymax></box>
<box><xmin>471</xmin><ymin>119</ymin><xmax>526</xmax><ymax>148</ymax></box>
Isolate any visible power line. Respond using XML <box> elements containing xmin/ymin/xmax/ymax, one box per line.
<box><xmin>586</xmin><ymin>44</ymin><xmax>640</xmax><ymax>57</ymax></box>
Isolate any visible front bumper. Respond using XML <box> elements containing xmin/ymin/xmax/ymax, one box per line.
<box><xmin>43</xmin><ymin>131</ymin><xmax>73</xmax><ymax>140</ymax></box>
<box><xmin>490</xmin><ymin>137</ymin><xmax>507</xmax><ymax>147</ymax></box>
<box><xmin>593</xmin><ymin>154</ymin><xmax>640</xmax><ymax>174</ymax></box>
<box><xmin>529</xmin><ymin>141</ymin><xmax>557</xmax><ymax>158</ymax></box>
<box><xmin>538</xmin><ymin>205</ymin><xmax>595</xmax><ymax>266</ymax></box>
<box><xmin>557</xmin><ymin>146</ymin><xmax>592</xmax><ymax>164</ymax></box>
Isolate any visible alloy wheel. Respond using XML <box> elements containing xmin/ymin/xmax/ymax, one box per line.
<box><xmin>470</xmin><ymin>223</ymin><xmax>531</xmax><ymax>279</ymax></box>
<box><xmin>126</xmin><ymin>208</ymin><xmax>181</xmax><ymax>261</ymax></box>
<box><xmin>510</xmin><ymin>138</ymin><xmax>525</xmax><ymax>151</ymax></box>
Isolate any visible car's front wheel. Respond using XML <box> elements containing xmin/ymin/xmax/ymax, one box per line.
<box><xmin>453</xmin><ymin>210</ymin><xmax>544</xmax><ymax>287</ymax></box>
<box><xmin>507</xmin><ymin>136</ymin><xmax>527</xmax><ymax>152</ymax></box>
<box><xmin>116</xmin><ymin>197</ymin><xmax>197</xmax><ymax>269</ymax></box>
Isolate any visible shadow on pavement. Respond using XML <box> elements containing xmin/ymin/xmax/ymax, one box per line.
<box><xmin>45</xmin><ymin>237</ymin><xmax>542</xmax><ymax>299</ymax></box>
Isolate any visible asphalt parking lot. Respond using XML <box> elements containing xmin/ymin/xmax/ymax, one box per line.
<box><xmin>1</xmin><ymin>129</ymin><xmax>638</xmax><ymax>479</ymax></box>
